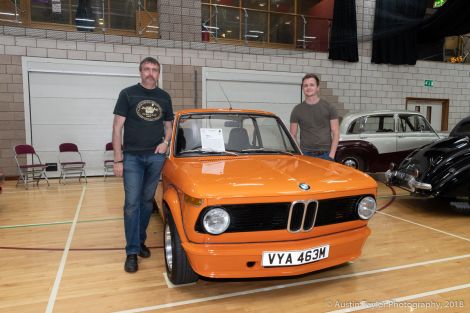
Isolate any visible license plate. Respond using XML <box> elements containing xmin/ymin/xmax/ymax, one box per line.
<box><xmin>262</xmin><ymin>244</ymin><xmax>330</xmax><ymax>267</ymax></box>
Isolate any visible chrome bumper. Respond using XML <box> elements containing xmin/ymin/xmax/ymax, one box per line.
<box><xmin>385</xmin><ymin>170</ymin><xmax>432</xmax><ymax>192</ymax></box>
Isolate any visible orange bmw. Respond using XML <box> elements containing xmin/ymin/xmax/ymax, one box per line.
<box><xmin>159</xmin><ymin>109</ymin><xmax>377</xmax><ymax>285</ymax></box>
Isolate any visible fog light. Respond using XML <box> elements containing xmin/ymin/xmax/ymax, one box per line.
<box><xmin>357</xmin><ymin>196</ymin><xmax>376</xmax><ymax>220</ymax></box>
<box><xmin>202</xmin><ymin>208</ymin><xmax>230</xmax><ymax>234</ymax></box>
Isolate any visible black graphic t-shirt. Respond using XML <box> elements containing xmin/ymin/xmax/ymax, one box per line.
<box><xmin>113</xmin><ymin>83</ymin><xmax>174</xmax><ymax>154</ymax></box>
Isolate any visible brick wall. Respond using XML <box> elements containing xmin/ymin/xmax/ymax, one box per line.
<box><xmin>0</xmin><ymin>54</ymin><xmax>25</xmax><ymax>177</ymax></box>
<box><xmin>164</xmin><ymin>64</ymin><xmax>201</xmax><ymax>111</ymax></box>
<box><xmin>158</xmin><ymin>0</ymin><xmax>202</xmax><ymax>42</ymax></box>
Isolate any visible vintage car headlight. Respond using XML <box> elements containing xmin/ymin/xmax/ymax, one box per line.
<box><xmin>357</xmin><ymin>196</ymin><xmax>376</xmax><ymax>220</ymax></box>
<box><xmin>202</xmin><ymin>208</ymin><xmax>230</xmax><ymax>234</ymax></box>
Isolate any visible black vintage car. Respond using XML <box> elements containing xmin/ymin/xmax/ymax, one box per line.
<box><xmin>385</xmin><ymin>116</ymin><xmax>470</xmax><ymax>213</ymax></box>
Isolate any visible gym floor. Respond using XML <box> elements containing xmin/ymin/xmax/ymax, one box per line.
<box><xmin>0</xmin><ymin>177</ymin><xmax>469</xmax><ymax>313</ymax></box>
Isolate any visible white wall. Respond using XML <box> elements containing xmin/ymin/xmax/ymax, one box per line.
<box><xmin>22</xmin><ymin>58</ymin><xmax>151</xmax><ymax>177</ymax></box>
<box><xmin>202</xmin><ymin>68</ymin><xmax>305</xmax><ymax>127</ymax></box>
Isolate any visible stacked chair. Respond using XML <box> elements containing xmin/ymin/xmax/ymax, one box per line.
<box><xmin>58</xmin><ymin>143</ymin><xmax>87</xmax><ymax>184</ymax></box>
<box><xmin>14</xmin><ymin>144</ymin><xmax>50</xmax><ymax>189</ymax></box>
<box><xmin>103</xmin><ymin>142</ymin><xmax>115</xmax><ymax>180</ymax></box>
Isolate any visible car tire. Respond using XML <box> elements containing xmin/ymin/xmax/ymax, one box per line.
<box><xmin>341</xmin><ymin>155</ymin><xmax>365</xmax><ymax>171</ymax></box>
<box><xmin>163</xmin><ymin>205</ymin><xmax>199</xmax><ymax>285</ymax></box>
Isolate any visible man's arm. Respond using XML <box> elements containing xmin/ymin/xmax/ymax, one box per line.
<box><xmin>290</xmin><ymin>122</ymin><xmax>298</xmax><ymax>144</ymax></box>
<box><xmin>155</xmin><ymin>120</ymin><xmax>173</xmax><ymax>154</ymax></box>
<box><xmin>329</xmin><ymin>118</ymin><xmax>340</xmax><ymax>159</ymax></box>
<box><xmin>112</xmin><ymin>115</ymin><xmax>126</xmax><ymax>177</ymax></box>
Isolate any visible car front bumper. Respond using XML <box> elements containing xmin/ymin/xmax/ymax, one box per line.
<box><xmin>182</xmin><ymin>226</ymin><xmax>370</xmax><ymax>279</ymax></box>
<box><xmin>385</xmin><ymin>169</ymin><xmax>432</xmax><ymax>192</ymax></box>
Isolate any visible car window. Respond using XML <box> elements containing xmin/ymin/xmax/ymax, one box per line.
<box><xmin>399</xmin><ymin>114</ymin><xmax>432</xmax><ymax>133</ymax></box>
<box><xmin>175</xmin><ymin>113</ymin><xmax>299</xmax><ymax>156</ymax></box>
<box><xmin>347</xmin><ymin>115</ymin><xmax>394</xmax><ymax>134</ymax></box>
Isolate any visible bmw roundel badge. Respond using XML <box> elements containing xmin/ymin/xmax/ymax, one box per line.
<box><xmin>299</xmin><ymin>183</ymin><xmax>310</xmax><ymax>190</ymax></box>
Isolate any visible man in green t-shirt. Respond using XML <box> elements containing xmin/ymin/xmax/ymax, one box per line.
<box><xmin>290</xmin><ymin>73</ymin><xmax>339</xmax><ymax>161</ymax></box>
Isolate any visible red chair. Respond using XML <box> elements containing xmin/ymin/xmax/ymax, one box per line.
<box><xmin>58</xmin><ymin>143</ymin><xmax>87</xmax><ymax>184</ymax></box>
<box><xmin>14</xmin><ymin>144</ymin><xmax>50</xmax><ymax>189</ymax></box>
<box><xmin>103</xmin><ymin>142</ymin><xmax>114</xmax><ymax>180</ymax></box>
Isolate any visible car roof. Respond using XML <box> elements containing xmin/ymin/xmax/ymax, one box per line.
<box><xmin>176</xmin><ymin>108</ymin><xmax>276</xmax><ymax>117</ymax></box>
<box><xmin>450</xmin><ymin>115</ymin><xmax>470</xmax><ymax>137</ymax></box>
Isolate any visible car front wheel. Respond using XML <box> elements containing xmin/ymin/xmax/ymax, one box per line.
<box><xmin>164</xmin><ymin>207</ymin><xmax>199</xmax><ymax>285</ymax></box>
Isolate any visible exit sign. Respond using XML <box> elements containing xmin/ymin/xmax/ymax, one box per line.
<box><xmin>424</xmin><ymin>80</ymin><xmax>433</xmax><ymax>87</ymax></box>
<box><xmin>433</xmin><ymin>0</ymin><xmax>446</xmax><ymax>8</ymax></box>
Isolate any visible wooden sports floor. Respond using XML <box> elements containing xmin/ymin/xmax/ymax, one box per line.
<box><xmin>0</xmin><ymin>176</ymin><xmax>469</xmax><ymax>313</ymax></box>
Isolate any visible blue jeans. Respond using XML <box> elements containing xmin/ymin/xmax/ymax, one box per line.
<box><xmin>123</xmin><ymin>152</ymin><xmax>166</xmax><ymax>255</ymax></box>
<box><xmin>302</xmin><ymin>150</ymin><xmax>334</xmax><ymax>161</ymax></box>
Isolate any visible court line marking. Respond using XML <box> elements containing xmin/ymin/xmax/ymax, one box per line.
<box><xmin>113</xmin><ymin>253</ymin><xmax>470</xmax><ymax>313</ymax></box>
<box><xmin>0</xmin><ymin>217</ymin><xmax>123</xmax><ymax>229</ymax></box>
<box><xmin>0</xmin><ymin>182</ymin><xmax>122</xmax><ymax>194</ymax></box>
<box><xmin>45</xmin><ymin>185</ymin><xmax>86</xmax><ymax>313</ymax></box>
<box><xmin>377</xmin><ymin>211</ymin><xmax>470</xmax><ymax>242</ymax></box>
<box><xmin>326</xmin><ymin>283</ymin><xmax>470</xmax><ymax>313</ymax></box>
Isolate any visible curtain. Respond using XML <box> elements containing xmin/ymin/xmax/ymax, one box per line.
<box><xmin>371</xmin><ymin>0</ymin><xmax>427</xmax><ymax>65</ymax></box>
<box><xmin>75</xmin><ymin>0</ymin><xmax>95</xmax><ymax>32</ymax></box>
<box><xmin>328</xmin><ymin>0</ymin><xmax>358</xmax><ymax>62</ymax></box>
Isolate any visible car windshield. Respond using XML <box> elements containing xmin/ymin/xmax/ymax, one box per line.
<box><xmin>174</xmin><ymin>113</ymin><xmax>299</xmax><ymax>156</ymax></box>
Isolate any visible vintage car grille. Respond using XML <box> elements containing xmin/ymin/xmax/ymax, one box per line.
<box><xmin>195</xmin><ymin>196</ymin><xmax>363</xmax><ymax>233</ymax></box>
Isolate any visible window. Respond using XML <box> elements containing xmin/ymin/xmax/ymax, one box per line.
<box><xmin>175</xmin><ymin>114</ymin><xmax>297</xmax><ymax>155</ymax></box>
<box><xmin>399</xmin><ymin>115</ymin><xmax>431</xmax><ymax>133</ymax></box>
<box><xmin>348</xmin><ymin>115</ymin><xmax>394</xmax><ymax>134</ymax></box>
<box><xmin>202</xmin><ymin>0</ymin><xmax>333</xmax><ymax>51</ymax></box>
<box><xmin>2</xmin><ymin>1</ymin><xmax>158</xmax><ymax>37</ymax></box>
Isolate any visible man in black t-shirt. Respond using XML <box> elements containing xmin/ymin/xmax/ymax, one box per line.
<box><xmin>112</xmin><ymin>57</ymin><xmax>174</xmax><ymax>273</ymax></box>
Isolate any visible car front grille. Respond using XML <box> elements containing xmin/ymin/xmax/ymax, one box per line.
<box><xmin>195</xmin><ymin>195</ymin><xmax>363</xmax><ymax>233</ymax></box>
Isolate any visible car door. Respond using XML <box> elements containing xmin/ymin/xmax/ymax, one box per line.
<box><xmin>396</xmin><ymin>113</ymin><xmax>441</xmax><ymax>153</ymax></box>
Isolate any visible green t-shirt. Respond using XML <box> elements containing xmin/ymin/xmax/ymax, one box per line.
<box><xmin>113</xmin><ymin>83</ymin><xmax>174</xmax><ymax>154</ymax></box>
<box><xmin>290</xmin><ymin>99</ymin><xmax>338</xmax><ymax>152</ymax></box>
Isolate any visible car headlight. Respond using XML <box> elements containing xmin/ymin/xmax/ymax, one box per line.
<box><xmin>202</xmin><ymin>208</ymin><xmax>230</xmax><ymax>235</ymax></box>
<box><xmin>357</xmin><ymin>196</ymin><xmax>376</xmax><ymax>220</ymax></box>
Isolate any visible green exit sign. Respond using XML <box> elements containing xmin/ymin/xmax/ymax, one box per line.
<box><xmin>424</xmin><ymin>80</ymin><xmax>433</xmax><ymax>87</ymax></box>
<box><xmin>433</xmin><ymin>0</ymin><xmax>446</xmax><ymax>8</ymax></box>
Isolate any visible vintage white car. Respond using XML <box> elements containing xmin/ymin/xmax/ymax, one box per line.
<box><xmin>336</xmin><ymin>111</ymin><xmax>446</xmax><ymax>172</ymax></box>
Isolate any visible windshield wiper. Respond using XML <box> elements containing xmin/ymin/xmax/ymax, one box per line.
<box><xmin>239</xmin><ymin>148</ymin><xmax>294</xmax><ymax>155</ymax></box>
<box><xmin>178</xmin><ymin>148</ymin><xmax>239</xmax><ymax>156</ymax></box>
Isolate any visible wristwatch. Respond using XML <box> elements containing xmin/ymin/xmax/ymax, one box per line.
<box><xmin>163</xmin><ymin>140</ymin><xmax>169</xmax><ymax>146</ymax></box>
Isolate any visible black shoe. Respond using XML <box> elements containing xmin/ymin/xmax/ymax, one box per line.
<box><xmin>124</xmin><ymin>254</ymin><xmax>138</xmax><ymax>273</ymax></box>
<box><xmin>139</xmin><ymin>244</ymin><xmax>151</xmax><ymax>258</ymax></box>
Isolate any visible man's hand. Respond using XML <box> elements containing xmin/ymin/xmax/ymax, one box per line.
<box><xmin>113</xmin><ymin>162</ymin><xmax>123</xmax><ymax>177</ymax></box>
<box><xmin>155</xmin><ymin>142</ymin><xmax>168</xmax><ymax>154</ymax></box>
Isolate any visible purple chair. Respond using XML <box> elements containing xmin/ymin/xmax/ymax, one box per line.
<box><xmin>58</xmin><ymin>143</ymin><xmax>87</xmax><ymax>184</ymax></box>
<box><xmin>103</xmin><ymin>142</ymin><xmax>114</xmax><ymax>180</ymax></box>
<box><xmin>14</xmin><ymin>144</ymin><xmax>50</xmax><ymax>189</ymax></box>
